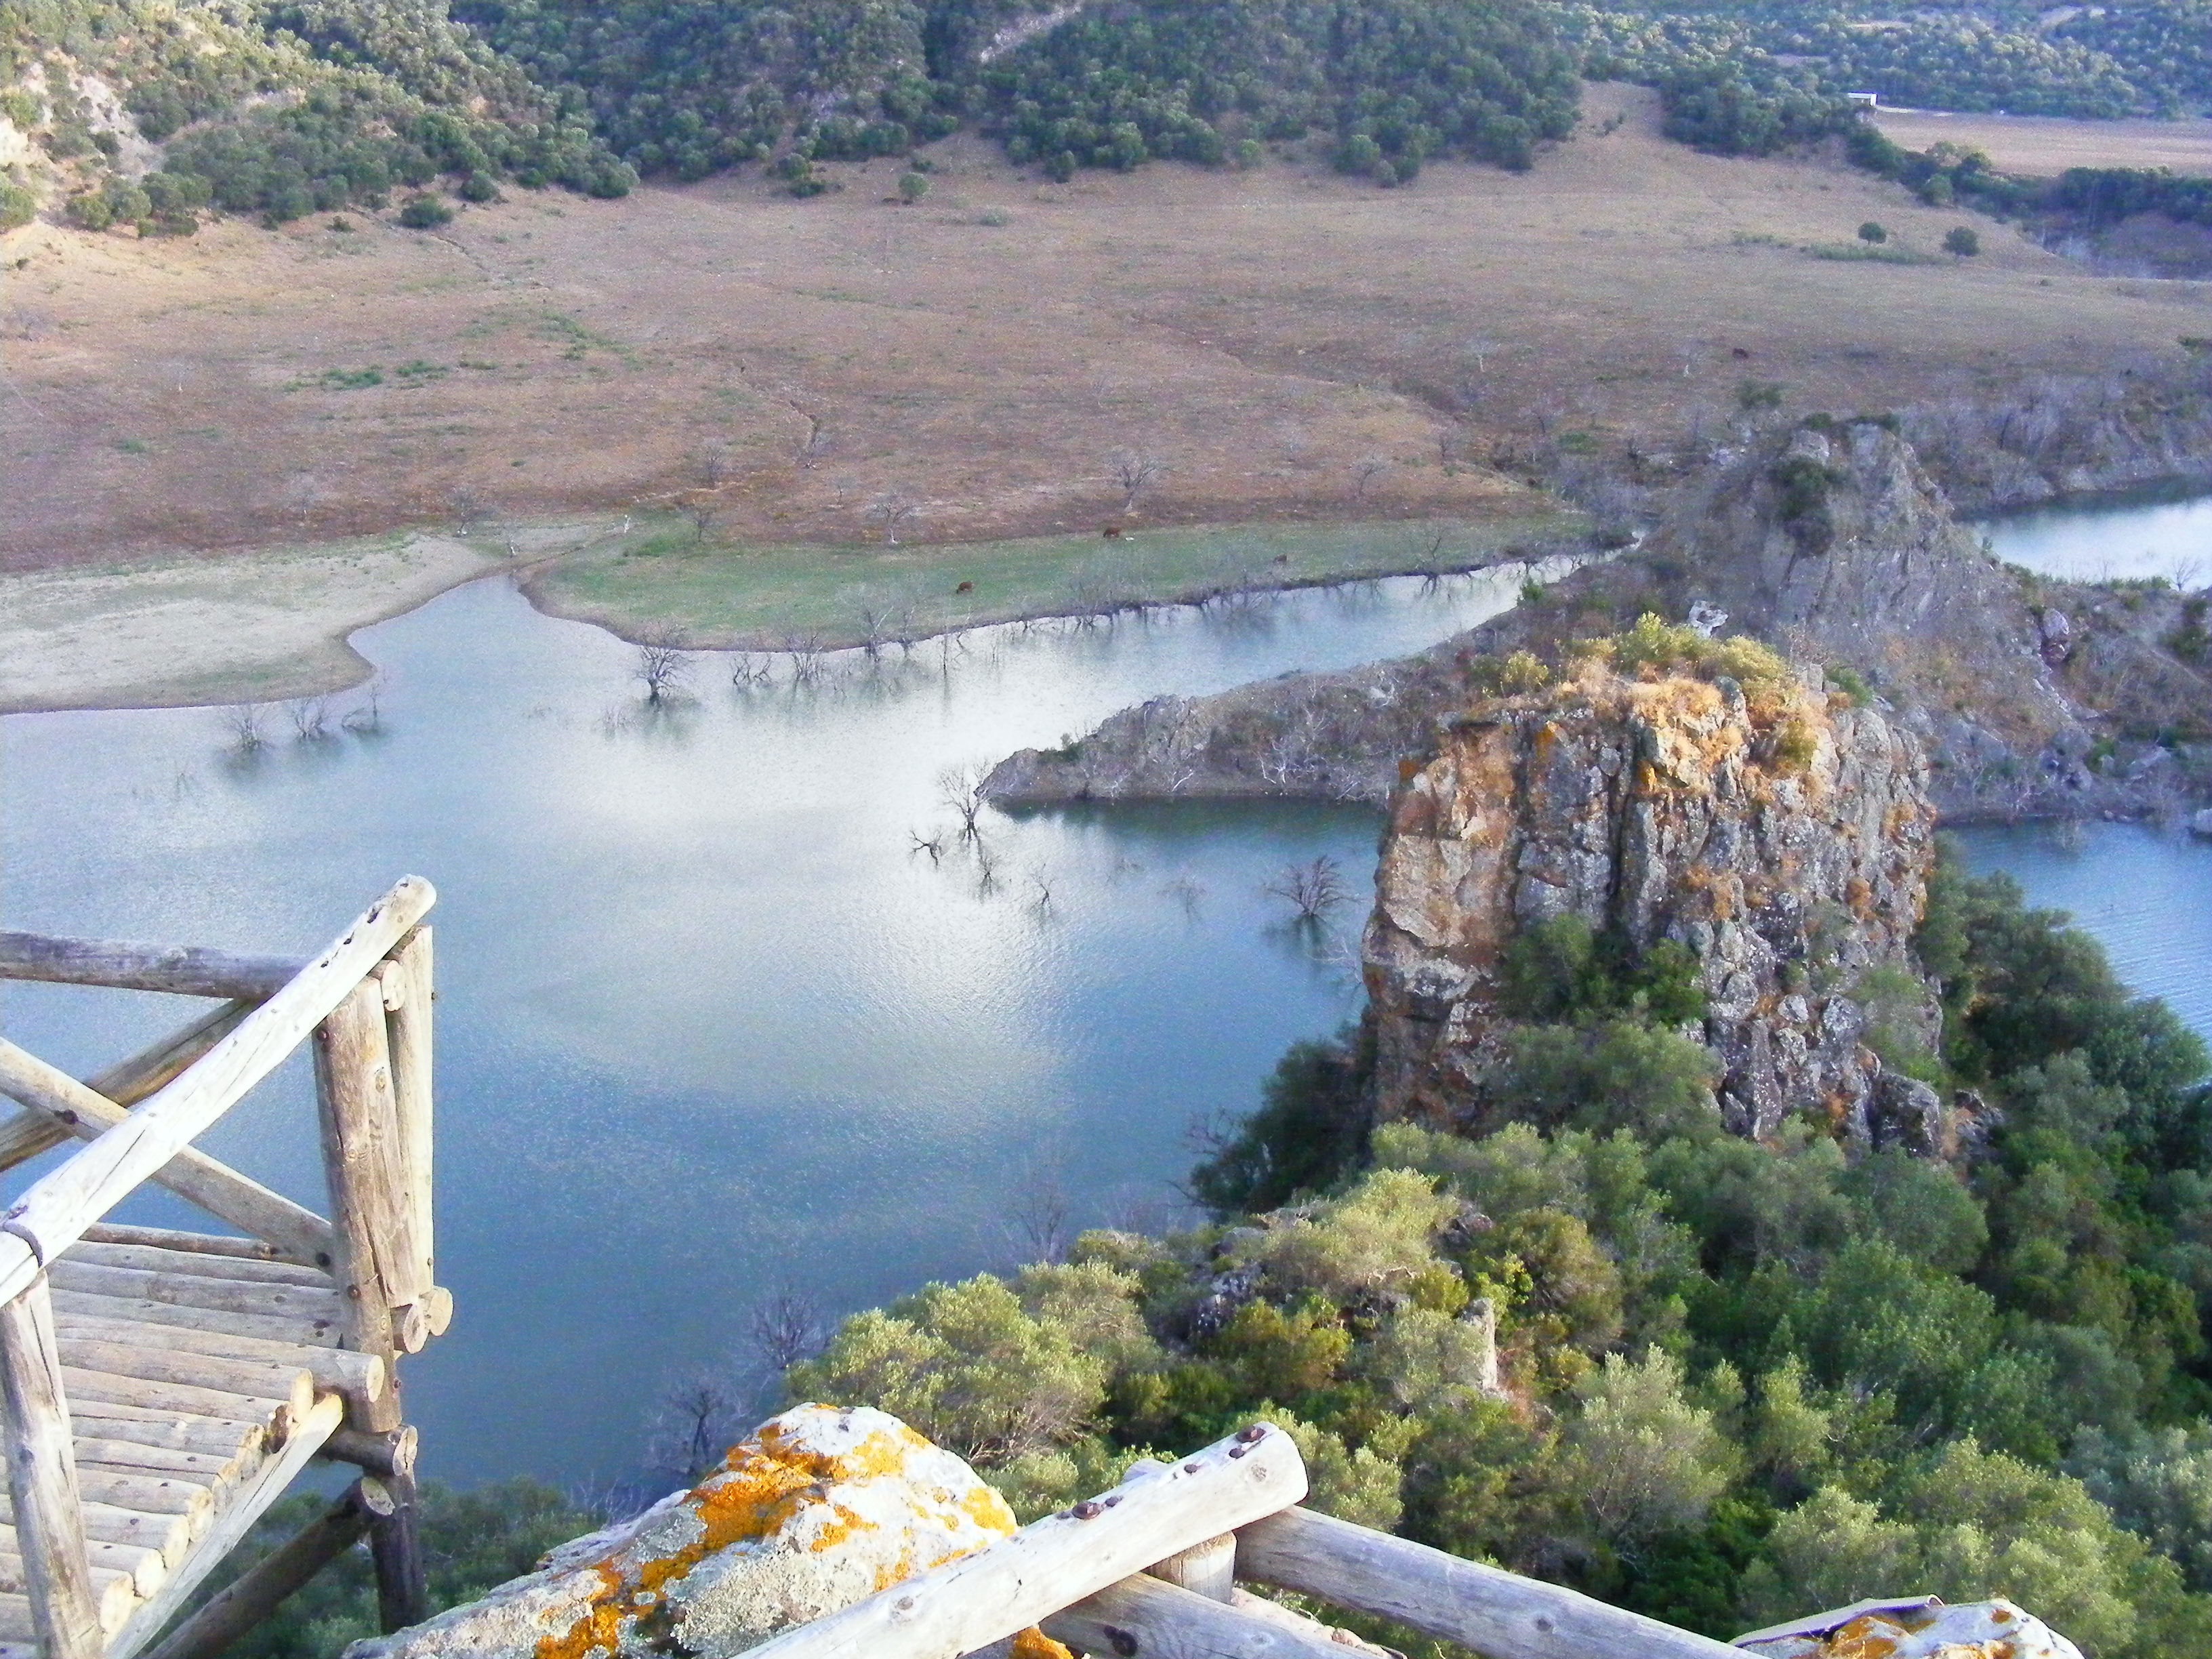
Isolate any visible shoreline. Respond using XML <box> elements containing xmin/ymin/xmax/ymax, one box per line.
<box><xmin>0</xmin><ymin>509</ymin><xmax>1582</xmax><ymax>718</ymax></box>
<box><xmin>7</xmin><ymin>453</ymin><xmax>2209</xmax><ymax>720</ymax></box>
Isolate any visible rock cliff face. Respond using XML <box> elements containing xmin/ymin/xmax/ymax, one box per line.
<box><xmin>985</xmin><ymin>422</ymin><xmax>2211</xmax><ymax>823</ymax></box>
<box><xmin>1363</xmin><ymin>658</ymin><xmax>1940</xmax><ymax>1142</ymax></box>
<box><xmin>344</xmin><ymin>1405</ymin><xmax>1063</xmax><ymax>1659</ymax></box>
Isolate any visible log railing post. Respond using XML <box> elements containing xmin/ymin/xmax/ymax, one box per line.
<box><xmin>374</xmin><ymin>929</ymin><xmax>434</xmax><ymax>1312</ymax></box>
<box><xmin>314</xmin><ymin>975</ymin><xmax>432</xmax><ymax>1635</ymax></box>
<box><xmin>0</xmin><ymin>1280</ymin><xmax>104</xmax><ymax>1659</ymax></box>
<box><xmin>312</xmin><ymin>981</ymin><xmax>417</xmax><ymax>1432</ymax></box>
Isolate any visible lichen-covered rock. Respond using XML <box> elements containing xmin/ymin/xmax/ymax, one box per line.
<box><xmin>1364</xmin><ymin>660</ymin><xmax>1938</xmax><ymax>1139</ymax></box>
<box><xmin>344</xmin><ymin>1406</ymin><xmax>1068</xmax><ymax>1659</ymax></box>
<box><xmin>1736</xmin><ymin>1596</ymin><xmax>2085</xmax><ymax>1658</ymax></box>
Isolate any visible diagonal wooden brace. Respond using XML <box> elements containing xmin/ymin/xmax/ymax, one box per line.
<box><xmin>0</xmin><ymin>1040</ymin><xmax>337</xmax><ymax>1271</ymax></box>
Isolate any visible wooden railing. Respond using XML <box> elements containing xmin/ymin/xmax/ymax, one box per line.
<box><xmin>0</xmin><ymin>880</ymin><xmax>446</xmax><ymax>1658</ymax></box>
<box><xmin>743</xmin><ymin>1423</ymin><xmax>1744</xmax><ymax>1659</ymax></box>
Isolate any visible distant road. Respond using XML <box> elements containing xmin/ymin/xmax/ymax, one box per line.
<box><xmin>1872</xmin><ymin>108</ymin><xmax>2212</xmax><ymax>176</ymax></box>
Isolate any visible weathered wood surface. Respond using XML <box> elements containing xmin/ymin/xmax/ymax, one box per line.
<box><xmin>376</xmin><ymin>929</ymin><xmax>435</xmax><ymax>1297</ymax></box>
<box><xmin>139</xmin><ymin>1486</ymin><xmax>373</xmax><ymax>1659</ymax></box>
<box><xmin>59</xmin><ymin>1364</ymin><xmax>306</xmax><ymax>1428</ymax></box>
<box><xmin>313</xmin><ymin>981</ymin><xmax>412</xmax><ymax>1433</ymax></box>
<box><xmin>108</xmin><ymin>1393</ymin><xmax>344</xmax><ymax>1659</ymax></box>
<box><xmin>79</xmin><ymin>1227</ymin><xmax>288</xmax><ymax>1266</ymax></box>
<box><xmin>322</xmin><ymin>1425</ymin><xmax>415</xmax><ymax>1481</ymax></box>
<box><xmin>50</xmin><ymin>1286</ymin><xmax>344</xmax><ymax>1350</ymax></box>
<box><xmin>0</xmin><ymin>877</ymin><xmax>436</xmax><ymax>1307</ymax></box>
<box><xmin>54</xmin><ymin>1324</ymin><xmax>371</xmax><ymax>1404</ymax></box>
<box><xmin>367</xmin><ymin>1471</ymin><xmax>428</xmax><ymax>1632</ymax></box>
<box><xmin>1236</xmin><ymin>1506</ymin><xmax>1746</xmax><ymax>1659</ymax></box>
<box><xmin>0</xmin><ymin>1529</ymin><xmax>161</xmax><ymax>1596</ymax></box>
<box><xmin>1039</xmin><ymin>1573</ymin><xmax>1349</xmax><ymax>1659</ymax></box>
<box><xmin>315</xmin><ymin>979</ymin><xmax>428</xmax><ymax>1315</ymax></box>
<box><xmin>1146</xmin><ymin>1531</ymin><xmax>1236</xmax><ymax>1603</ymax></box>
<box><xmin>745</xmin><ymin>1424</ymin><xmax>1307</xmax><ymax>1659</ymax></box>
<box><xmin>0</xmin><ymin>1005</ymin><xmax>253</xmax><ymax>1179</ymax></box>
<box><xmin>0</xmin><ymin>1494</ymin><xmax>191</xmax><ymax>1565</ymax></box>
<box><xmin>67</xmin><ymin>1413</ymin><xmax>261</xmax><ymax>1461</ymax></box>
<box><xmin>49</xmin><ymin>1258</ymin><xmax>348</xmax><ymax>1328</ymax></box>
<box><xmin>62</xmin><ymin>1244</ymin><xmax>329</xmax><ymax>1290</ymax></box>
<box><xmin>0</xmin><ymin>937</ymin><xmax>302</xmax><ymax>1002</ymax></box>
<box><xmin>0</xmin><ymin>1285</ymin><xmax>102</xmax><ymax>1659</ymax></box>
<box><xmin>0</xmin><ymin>1042</ymin><xmax>336</xmax><ymax>1270</ymax></box>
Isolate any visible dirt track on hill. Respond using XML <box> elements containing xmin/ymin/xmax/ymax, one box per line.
<box><xmin>3</xmin><ymin>83</ymin><xmax>2206</xmax><ymax>574</ymax></box>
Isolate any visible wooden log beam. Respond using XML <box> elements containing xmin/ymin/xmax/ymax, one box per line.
<box><xmin>1235</xmin><ymin>1507</ymin><xmax>1746</xmax><ymax>1659</ymax></box>
<box><xmin>51</xmin><ymin>1319</ymin><xmax>377</xmax><ymax>1403</ymax></box>
<box><xmin>108</xmin><ymin>1393</ymin><xmax>345</xmax><ymax>1659</ymax></box>
<box><xmin>0</xmin><ymin>1040</ymin><xmax>337</xmax><ymax>1270</ymax></box>
<box><xmin>0</xmin><ymin>1284</ymin><xmax>103</xmax><ymax>1659</ymax></box>
<box><xmin>79</xmin><ymin>1224</ymin><xmax>289</xmax><ymax>1265</ymax></box>
<box><xmin>0</xmin><ymin>876</ymin><xmax>436</xmax><ymax>1308</ymax></box>
<box><xmin>367</xmin><ymin>1471</ymin><xmax>428</xmax><ymax>1633</ymax></box>
<box><xmin>0</xmin><ymin>1002</ymin><xmax>253</xmax><ymax>1178</ymax></box>
<box><xmin>50</xmin><ymin>1286</ymin><xmax>344</xmax><ymax>1349</ymax></box>
<box><xmin>743</xmin><ymin>1423</ymin><xmax>1306</xmax><ymax>1659</ymax></box>
<box><xmin>1040</xmin><ymin>1573</ymin><xmax>1349</xmax><ymax>1659</ymax></box>
<box><xmin>137</xmin><ymin>1485</ymin><xmax>374</xmax><ymax>1659</ymax></box>
<box><xmin>48</xmin><ymin>1261</ymin><xmax>346</xmax><ymax>1327</ymax></box>
<box><xmin>0</xmin><ymin>935</ymin><xmax>306</xmax><ymax>1000</ymax></box>
<box><xmin>375</xmin><ymin>930</ymin><xmax>435</xmax><ymax>1298</ymax></box>
<box><xmin>314</xmin><ymin>980</ymin><xmax>417</xmax><ymax>1429</ymax></box>
<box><xmin>1147</xmin><ymin>1533</ymin><xmax>1235</xmax><ymax>1603</ymax></box>
<box><xmin>321</xmin><ymin>1425</ymin><xmax>415</xmax><ymax>1482</ymax></box>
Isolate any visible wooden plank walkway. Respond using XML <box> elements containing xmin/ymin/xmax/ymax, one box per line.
<box><xmin>0</xmin><ymin>883</ymin><xmax>449</xmax><ymax>1659</ymax></box>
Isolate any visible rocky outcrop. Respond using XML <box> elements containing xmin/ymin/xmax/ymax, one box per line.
<box><xmin>981</xmin><ymin>649</ymin><xmax>1479</xmax><ymax>806</ymax></box>
<box><xmin>344</xmin><ymin>1406</ymin><xmax>1064</xmax><ymax>1659</ymax></box>
<box><xmin>1903</xmin><ymin>354</ymin><xmax>2212</xmax><ymax>514</ymax></box>
<box><xmin>1738</xmin><ymin>1596</ymin><xmax>2085</xmax><ymax>1659</ymax></box>
<box><xmin>987</xmin><ymin>422</ymin><xmax>2209</xmax><ymax>823</ymax></box>
<box><xmin>1363</xmin><ymin>657</ymin><xmax>1940</xmax><ymax>1141</ymax></box>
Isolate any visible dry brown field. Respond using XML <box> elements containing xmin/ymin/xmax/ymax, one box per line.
<box><xmin>4</xmin><ymin>83</ymin><xmax>2207</xmax><ymax>575</ymax></box>
<box><xmin>1871</xmin><ymin>108</ymin><xmax>2212</xmax><ymax>177</ymax></box>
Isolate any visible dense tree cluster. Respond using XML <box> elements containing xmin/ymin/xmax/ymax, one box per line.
<box><xmin>0</xmin><ymin>0</ymin><xmax>628</xmax><ymax>227</ymax></box>
<box><xmin>972</xmin><ymin>0</ymin><xmax>1579</xmax><ymax>183</ymax></box>
<box><xmin>9</xmin><ymin>0</ymin><xmax>2212</xmax><ymax>230</ymax></box>
<box><xmin>1552</xmin><ymin>0</ymin><xmax>2212</xmax><ymax>139</ymax></box>
<box><xmin>449</xmin><ymin>0</ymin><xmax>954</xmax><ymax>182</ymax></box>
<box><xmin>790</xmin><ymin>825</ymin><xmax>2212</xmax><ymax>1650</ymax></box>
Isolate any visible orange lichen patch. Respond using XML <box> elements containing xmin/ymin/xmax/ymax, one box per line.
<box><xmin>536</xmin><ymin>1570</ymin><xmax>629</xmax><ymax>1659</ymax></box>
<box><xmin>1011</xmin><ymin>1630</ymin><xmax>1075</xmax><ymax>1659</ymax></box>
<box><xmin>534</xmin><ymin>1412</ymin><xmax>1014</xmax><ymax>1659</ymax></box>
<box><xmin>958</xmin><ymin>1482</ymin><xmax>1019</xmax><ymax>1534</ymax></box>
<box><xmin>1821</xmin><ymin>1615</ymin><xmax>1904</xmax><ymax>1658</ymax></box>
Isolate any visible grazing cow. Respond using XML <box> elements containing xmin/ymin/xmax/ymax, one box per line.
<box><xmin>1102</xmin><ymin>525</ymin><xmax>1122</xmax><ymax>539</ymax></box>
<box><xmin>955</xmin><ymin>579</ymin><xmax>975</xmax><ymax>594</ymax></box>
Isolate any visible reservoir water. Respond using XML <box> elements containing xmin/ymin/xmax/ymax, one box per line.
<box><xmin>0</xmin><ymin>565</ymin><xmax>1541</xmax><ymax>1486</ymax></box>
<box><xmin>3</xmin><ymin>489</ymin><xmax>2210</xmax><ymax>1492</ymax></box>
<box><xmin>1975</xmin><ymin>483</ymin><xmax>2212</xmax><ymax>585</ymax></box>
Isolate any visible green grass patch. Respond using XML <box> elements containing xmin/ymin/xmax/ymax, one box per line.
<box><xmin>291</xmin><ymin>367</ymin><xmax>386</xmax><ymax>391</ymax></box>
<box><xmin>534</xmin><ymin>511</ymin><xmax>1585</xmax><ymax>649</ymax></box>
<box><xmin>1801</xmin><ymin>242</ymin><xmax>1944</xmax><ymax>265</ymax></box>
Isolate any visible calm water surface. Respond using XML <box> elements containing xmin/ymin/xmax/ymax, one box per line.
<box><xmin>1980</xmin><ymin>485</ymin><xmax>2212</xmax><ymax>584</ymax></box>
<box><xmin>0</xmin><ymin>567</ymin><xmax>1539</xmax><ymax>1486</ymax></box>
<box><xmin>9</xmin><ymin>495</ymin><xmax>2212</xmax><ymax>1494</ymax></box>
<box><xmin>1954</xmin><ymin>822</ymin><xmax>2212</xmax><ymax>1040</ymax></box>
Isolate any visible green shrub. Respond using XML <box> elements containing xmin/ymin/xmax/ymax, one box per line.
<box><xmin>398</xmin><ymin>192</ymin><xmax>453</xmax><ymax>228</ymax></box>
<box><xmin>1189</xmin><ymin>1029</ymin><xmax>1370</xmax><ymax>1216</ymax></box>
